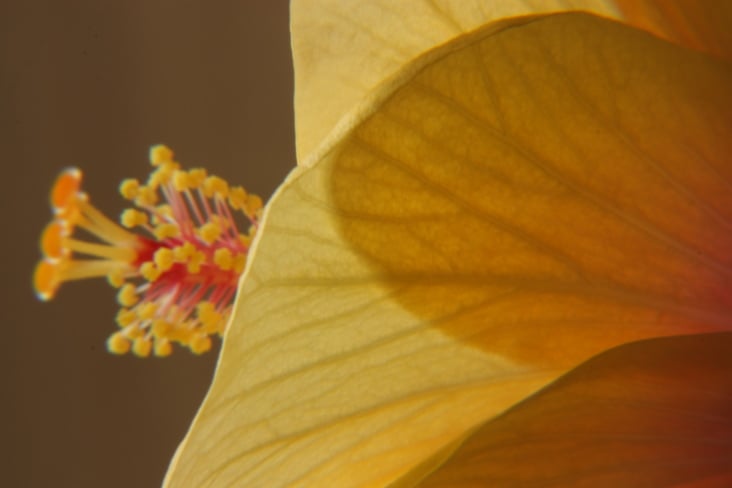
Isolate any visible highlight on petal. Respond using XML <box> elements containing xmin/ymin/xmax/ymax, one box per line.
<box><xmin>410</xmin><ymin>333</ymin><xmax>732</xmax><ymax>487</ymax></box>
<box><xmin>615</xmin><ymin>0</ymin><xmax>732</xmax><ymax>62</ymax></box>
<box><xmin>165</xmin><ymin>13</ymin><xmax>732</xmax><ymax>487</ymax></box>
<box><xmin>290</xmin><ymin>0</ymin><xmax>624</xmax><ymax>164</ymax></box>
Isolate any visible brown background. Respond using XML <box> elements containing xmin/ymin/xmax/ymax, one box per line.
<box><xmin>2</xmin><ymin>2</ymin><xmax>294</xmax><ymax>486</ymax></box>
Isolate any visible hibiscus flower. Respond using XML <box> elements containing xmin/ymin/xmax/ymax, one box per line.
<box><xmin>164</xmin><ymin>2</ymin><xmax>732</xmax><ymax>486</ymax></box>
<box><xmin>36</xmin><ymin>1</ymin><xmax>732</xmax><ymax>486</ymax></box>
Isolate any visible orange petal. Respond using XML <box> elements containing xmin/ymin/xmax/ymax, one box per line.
<box><xmin>415</xmin><ymin>333</ymin><xmax>732</xmax><ymax>487</ymax></box>
<box><xmin>616</xmin><ymin>0</ymin><xmax>732</xmax><ymax>62</ymax></box>
<box><xmin>330</xmin><ymin>12</ymin><xmax>732</xmax><ymax>367</ymax></box>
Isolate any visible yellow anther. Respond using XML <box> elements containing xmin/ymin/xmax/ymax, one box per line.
<box><xmin>187</xmin><ymin>250</ymin><xmax>206</xmax><ymax>274</ymax></box>
<box><xmin>132</xmin><ymin>337</ymin><xmax>152</xmax><ymax>357</ymax></box>
<box><xmin>203</xmin><ymin>318</ymin><xmax>223</xmax><ymax>334</ymax></box>
<box><xmin>140</xmin><ymin>261</ymin><xmax>161</xmax><ymax>282</ymax></box>
<box><xmin>228</xmin><ymin>186</ymin><xmax>247</xmax><ymax>210</ymax></box>
<box><xmin>154</xmin><ymin>338</ymin><xmax>172</xmax><ymax>357</ymax></box>
<box><xmin>207</xmin><ymin>214</ymin><xmax>228</xmax><ymax>232</ymax></box>
<box><xmin>120</xmin><ymin>208</ymin><xmax>148</xmax><ymax>228</ymax></box>
<box><xmin>169</xmin><ymin>326</ymin><xmax>192</xmax><ymax>344</ymax></box>
<box><xmin>196</xmin><ymin>301</ymin><xmax>215</xmax><ymax>316</ymax></box>
<box><xmin>151</xmin><ymin>319</ymin><xmax>172</xmax><ymax>338</ymax></box>
<box><xmin>116</xmin><ymin>308</ymin><xmax>137</xmax><ymax>327</ymax></box>
<box><xmin>188</xmin><ymin>169</ymin><xmax>207</xmax><ymax>188</ymax></box>
<box><xmin>204</xmin><ymin>320</ymin><xmax>223</xmax><ymax>335</ymax></box>
<box><xmin>172</xmin><ymin>242</ymin><xmax>195</xmax><ymax>262</ymax></box>
<box><xmin>238</xmin><ymin>233</ymin><xmax>252</xmax><ymax>248</ymax></box>
<box><xmin>107</xmin><ymin>270</ymin><xmax>126</xmax><ymax>288</ymax></box>
<box><xmin>135</xmin><ymin>186</ymin><xmax>158</xmax><ymax>207</ymax></box>
<box><xmin>198</xmin><ymin>221</ymin><xmax>222</xmax><ymax>244</ymax></box>
<box><xmin>119</xmin><ymin>179</ymin><xmax>140</xmax><ymax>200</ymax></box>
<box><xmin>123</xmin><ymin>324</ymin><xmax>144</xmax><ymax>339</ymax></box>
<box><xmin>189</xmin><ymin>334</ymin><xmax>212</xmax><ymax>355</ymax></box>
<box><xmin>150</xmin><ymin>144</ymin><xmax>174</xmax><ymax>166</ymax></box>
<box><xmin>147</xmin><ymin>161</ymin><xmax>178</xmax><ymax>188</ymax></box>
<box><xmin>107</xmin><ymin>332</ymin><xmax>131</xmax><ymax>355</ymax></box>
<box><xmin>153</xmin><ymin>247</ymin><xmax>175</xmax><ymax>272</ymax></box>
<box><xmin>196</xmin><ymin>302</ymin><xmax>223</xmax><ymax>333</ymax></box>
<box><xmin>147</xmin><ymin>171</ymin><xmax>164</xmax><ymax>189</ymax></box>
<box><xmin>246</xmin><ymin>194</ymin><xmax>263</xmax><ymax>214</ymax></box>
<box><xmin>233</xmin><ymin>253</ymin><xmax>247</xmax><ymax>274</ymax></box>
<box><xmin>172</xmin><ymin>170</ymin><xmax>191</xmax><ymax>191</ymax></box>
<box><xmin>203</xmin><ymin>175</ymin><xmax>229</xmax><ymax>198</ymax></box>
<box><xmin>153</xmin><ymin>223</ymin><xmax>180</xmax><ymax>240</ymax></box>
<box><xmin>117</xmin><ymin>283</ymin><xmax>139</xmax><ymax>307</ymax></box>
<box><xmin>136</xmin><ymin>301</ymin><xmax>158</xmax><ymax>320</ymax></box>
<box><xmin>213</xmin><ymin>248</ymin><xmax>233</xmax><ymax>270</ymax></box>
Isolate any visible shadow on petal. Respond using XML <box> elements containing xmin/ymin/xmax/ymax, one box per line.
<box><xmin>331</xmin><ymin>13</ymin><xmax>732</xmax><ymax>366</ymax></box>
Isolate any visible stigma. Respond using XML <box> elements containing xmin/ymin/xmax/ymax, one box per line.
<box><xmin>33</xmin><ymin>145</ymin><xmax>262</xmax><ymax>357</ymax></box>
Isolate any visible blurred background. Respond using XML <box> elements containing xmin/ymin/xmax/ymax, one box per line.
<box><xmin>2</xmin><ymin>1</ymin><xmax>294</xmax><ymax>486</ymax></box>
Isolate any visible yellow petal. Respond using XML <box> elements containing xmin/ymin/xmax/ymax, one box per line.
<box><xmin>615</xmin><ymin>0</ymin><xmax>732</xmax><ymax>62</ymax></box>
<box><xmin>412</xmin><ymin>332</ymin><xmax>732</xmax><ymax>487</ymax></box>
<box><xmin>291</xmin><ymin>0</ymin><xmax>623</xmax><ymax>165</ymax></box>
<box><xmin>165</xmin><ymin>13</ymin><xmax>732</xmax><ymax>487</ymax></box>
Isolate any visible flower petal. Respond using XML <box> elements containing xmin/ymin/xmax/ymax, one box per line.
<box><xmin>165</xmin><ymin>12</ymin><xmax>732</xmax><ymax>487</ymax></box>
<box><xmin>291</xmin><ymin>0</ymin><xmax>623</xmax><ymax>164</ymax></box>
<box><xmin>411</xmin><ymin>333</ymin><xmax>732</xmax><ymax>487</ymax></box>
<box><xmin>615</xmin><ymin>0</ymin><xmax>732</xmax><ymax>62</ymax></box>
<box><xmin>330</xmin><ymin>12</ymin><xmax>732</xmax><ymax>366</ymax></box>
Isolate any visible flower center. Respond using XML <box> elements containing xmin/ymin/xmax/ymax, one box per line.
<box><xmin>33</xmin><ymin>145</ymin><xmax>262</xmax><ymax>357</ymax></box>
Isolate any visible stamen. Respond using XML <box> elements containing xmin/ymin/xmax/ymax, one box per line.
<box><xmin>154</xmin><ymin>338</ymin><xmax>172</xmax><ymax>357</ymax></box>
<box><xmin>40</xmin><ymin>221</ymin><xmax>68</xmax><ymax>259</ymax></box>
<box><xmin>74</xmin><ymin>199</ymin><xmax>140</xmax><ymax>245</ymax></box>
<box><xmin>132</xmin><ymin>337</ymin><xmax>153</xmax><ymax>357</ymax></box>
<box><xmin>149</xmin><ymin>144</ymin><xmax>174</xmax><ymax>166</ymax></box>
<box><xmin>62</xmin><ymin>238</ymin><xmax>137</xmax><ymax>261</ymax></box>
<box><xmin>117</xmin><ymin>284</ymin><xmax>139</xmax><ymax>307</ymax></box>
<box><xmin>120</xmin><ymin>209</ymin><xmax>149</xmax><ymax>229</ymax></box>
<box><xmin>107</xmin><ymin>332</ymin><xmax>131</xmax><ymax>355</ymax></box>
<box><xmin>34</xmin><ymin>145</ymin><xmax>262</xmax><ymax>357</ymax></box>
<box><xmin>57</xmin><ymin>259</ymin><xmax>136</xmax><ymax>282</ymax></box>
<box><xmin>213</xmin><ymin>248</ymin><xmax>234</xmax><ymax>271</ymax></box>
<box><xmin>51</xmin><ymin>168</ymin><xmax>82</xmax><ymax>213</ymax></box>
<box><xmin>34</xmin><ymin>259</ymin><xmax>61</xmax><ymax>301</ymax></box>
<box><xmin>119</xmin><ymin>179</ymin><xmax>140</xmax><ymax>200</ymax></box>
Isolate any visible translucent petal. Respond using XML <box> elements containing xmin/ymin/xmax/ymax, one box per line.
<box><xmin>291</xmin><ymin>0</ymin><xmax>623</xmax><ymax>165</ymax></box>
<box><xmin>413</xmin><ymin>333</ymin><xmax>732</xmax><ymax>487</ymax></box>
<box><xmin>165</xmin><ymin>12</ymin><xmax>732</xmax><ymax>487</ymax></box>
<box><xmin>615</xmin><ymin>0</ymin><xmax>732</xmax><ymax>62</ymax></box>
